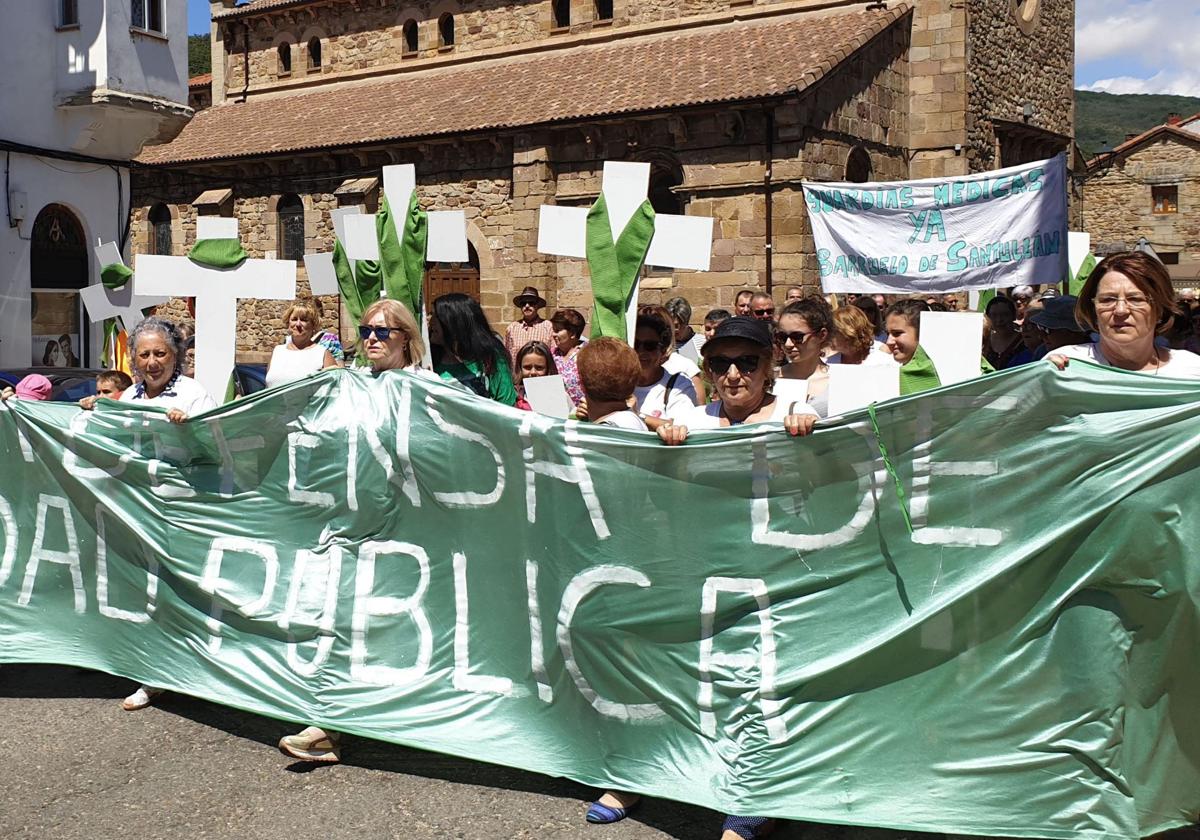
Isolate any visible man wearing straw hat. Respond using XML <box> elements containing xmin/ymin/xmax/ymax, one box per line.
<box><xmin>504</xmin><ymin>285</ymin><xmax>555</xmax><ymax>366</ymax></box>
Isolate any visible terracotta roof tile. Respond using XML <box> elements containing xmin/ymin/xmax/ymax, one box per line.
<box><xmin>211</xmin><ymin>0</ymin><xmax>318</xmax><ymax>19</ymax></box>
<box><xmin>139</xmin><ymin>6</ymin><xmax>911</xmax><ymax>166</ymax></box>
<box><xmin>1087</xmin><ymin>123</ymin><xmax>1200</xmax><ymax>169</ymax></box>
<box><xmin>189</xmin><ymin>73</ymin><xmax>213</xmax><ymax>88</ymax></box>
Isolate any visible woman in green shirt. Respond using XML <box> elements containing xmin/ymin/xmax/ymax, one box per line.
<box><xmin>430</xmin><ymin>293</ymin><xmax>517</xmax><ymax>406</ymax></box>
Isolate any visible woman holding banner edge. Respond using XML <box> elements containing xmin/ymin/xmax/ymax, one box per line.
<box><xmin>277</xmin><ymin>297</ymin><xmax>429</xmax><ymax>763</ymax></box>
<box><xmin>1047</xmin><ymin>251</ymin><xmax>1200</xmax><ymax>379</ymax></box>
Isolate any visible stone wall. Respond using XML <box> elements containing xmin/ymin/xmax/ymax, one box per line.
<box><xmin>964</xmin><ymin>0</ymin><xmax>1074</xmax><ymax>172</ymax></box>
<box><xmin>220</xmin><ymin>0</ymin><xmax>802</xmax><ymax>94</ymax></box>
<box><xmin>1082</xmin><ymin>137</ymin><xmax>1200</xmax><ymax>264</ymax></box>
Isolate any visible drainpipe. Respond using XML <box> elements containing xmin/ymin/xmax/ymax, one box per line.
<box><xmin>764</xmin><ymin>107</ymin><xmax>775</xmax><ymax>295</ymax></box>
<box><xmin>240</xmin><ymin>22</ymin><xmax>250</xmax><ymax>103</ymax></box>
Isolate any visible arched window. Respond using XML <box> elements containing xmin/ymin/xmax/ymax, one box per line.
<box><xmin>595</xmin><ymin>0</ymin><xmax>613</xmax><ymax>20</ymax></box>
<box><xmin>438</xmin><ymin>13</ymin><xmax>454</xmax><ymax>48</ymax></box>
<box><xmin>845</xmin><ymin>146</ymin><xmax>872</xmax><ymax>183</ymax></box>
<box><xmin>149</xmin><ymin>203</ymin><xmax>172</xmax><ymax>255</ymax></box>
<box><xmin>277</xmin><ymin>194</ymin><xmax>305</xmax><ymax>262</ymax></box>
<box><xmin>307</xmin><ymin>37</ymin><xmax>322</xmax><ymax>70</ymax></box>
<box><xmin>402</xmin><ymin>19</ymin><xmax>419</xmax><ymax>54</ymax></box>
<box><xmin>553</xmin><ymin>0</ymin><xmax>570</xmax><ymax>28</ymax></box>
<box><xmin>31</xmin><ymin>204</ymin><xmax>89</xmax><ymax>367</ymax></box>
<box><xmin>648</xmin><ymin>167</ymin><xmax>683</xmax><ymax>216</ymax></box>
<box><xmin>277</xmin><ymin>42</ymin><xmax>292</xmax><ymax>75</ymax></box>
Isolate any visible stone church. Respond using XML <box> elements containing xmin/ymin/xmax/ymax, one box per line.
<box><xmin>132</xmin><ymin>0</ymin><xmax>1074</xmax><ymax>361</ymax></box>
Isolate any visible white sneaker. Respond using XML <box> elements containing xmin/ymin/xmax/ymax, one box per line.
<box><xmin>121</xmin><ymin>685</ymin><xmax>162</xmax><ymax>711</ymax></box>
<box><xmin>278</xmin><ymin>726</ymin><xmax>342</xmax><ymax>763</ymax></box>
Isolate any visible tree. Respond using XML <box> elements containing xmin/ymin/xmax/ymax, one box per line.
<box><xmin>188</xmin><ymin>34</ymin><xmax>211</xmax><ymax>78</ymax></box>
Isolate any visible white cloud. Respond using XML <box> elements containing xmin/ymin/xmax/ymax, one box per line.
<box><xmin>1076</xmin><ymin>0</ymin><xmax>1200</xmax><ymax>89</ymax></box>
<box><xmin>1080</xmin><ymin>71</ymin><xmax>1200</xmax><ymax>98</ymax></box>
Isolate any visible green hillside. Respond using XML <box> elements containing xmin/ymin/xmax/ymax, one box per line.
<box><xmin>188</xmin><ymin>34</ymin><xmax>211</xmax><ymax>78</ymax></box>
<box><xmin>1076</xmin><ymin>90</ymin><xmax>1200</xmax><ymax>157</ymax></box>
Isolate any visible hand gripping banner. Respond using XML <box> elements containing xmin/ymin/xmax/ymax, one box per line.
<box><xmin>1</xmin><ymin>365</ymin><xmax>1198</xmax><ymax>838</ymax></box>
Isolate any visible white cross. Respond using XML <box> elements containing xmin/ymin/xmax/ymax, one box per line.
<box><xmin>304</xmin><ymin>163</ymin><xmax>469</xmax><ymax>298</ymax></box>
<box><xmin>537</xmin><ymin>161</ymin><xmax>715</xmax><ymax>338</ymax></box>
<box><xmin>134</xmin><ymin>218</ymin><xmax>297</xmax><ymax>401</ymax></box>
<box><xmin>80</xmin><ymin>242</ymin><xmax>170</xmax><ymax>332</ymax></box>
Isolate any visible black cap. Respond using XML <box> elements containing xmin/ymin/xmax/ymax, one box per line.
<box><xmin>701</xmin><ymin>316</ymin><xmax>774</xmax><ymax>356</ymax></box>
<box><xmin>1028</xmin><ymin>295</ymin><xmax>1084</xmax><ymax>332</ymax></box>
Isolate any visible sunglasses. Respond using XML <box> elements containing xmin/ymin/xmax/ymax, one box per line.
<box><xmin>633</xmin><ymin>339</ymin><xmax>666</xmax><ymax>353</ymax></box>
<box><xmin>752</xmin><ymin>307</ymin><xmax>776</xmax><ymax>317</ymax></box>
<box><xmin>359</xmin><ymin>325</ymin><xmax>402</xmax><ymax>342</ymax></box>
<box><xmin>707</xmin><ymin>354</ymin><xmax>762</xmax><ymax>375</ymax></box>
<box><xmin>775</xmin><ymin>330</ymin><xmax>812</xmax><ymax>346</ymax></box>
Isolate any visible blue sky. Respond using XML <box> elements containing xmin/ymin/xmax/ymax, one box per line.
<box><xmin>188</xmin><ymin>0</ymin><xmax>1199</xmax><ymax>96</ymax></box>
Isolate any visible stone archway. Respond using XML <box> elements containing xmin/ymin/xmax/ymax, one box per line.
<box><xmin>30</xmin><ymin>203</ymin><xmax>89</xmax><ymax>367</ymax></box>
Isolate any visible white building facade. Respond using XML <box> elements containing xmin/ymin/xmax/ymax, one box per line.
<box><xmin>0</xmin><ymin>0</ymin><xmax>189</xmax><ymax>368</ymax></box>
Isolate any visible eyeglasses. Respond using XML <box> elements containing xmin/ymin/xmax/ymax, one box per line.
<box><xmin>752</xmin><ymin>307</ymin><xmax>776</xmax><ymax>317</ymax></box>
<box><xmin>633</xmin><ymin>339</ymin><xmax>666</xmax><ymax>353</ymax></box>
<box><xmin>359</xmin><ymin>325</ymin><xmax>402</xmax><ymax>342</ymax></box>
<box><xmin>1095</xmin><ymin>294</ymin><xmax>1151</xmax><ymax>311</ymax></box>
<box><xmin>707</xmin><ymin>354</ymin><xmax>762</xmax><ymax>375</ymax></box>
<box><xmin>775</xmin><ymin>330</ymin><xmax>812</xmax><ymax>346</ymax></box>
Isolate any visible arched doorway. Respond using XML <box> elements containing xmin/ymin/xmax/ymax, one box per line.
<box><xmin>30</xmin><ymin>203</ymin><xmax>89</xmax><ymax>368</ymax></box>
<box><xmin>425</xmin><ymin>242</ymin><xmax>481</xmax><ymax>304</ymax></box>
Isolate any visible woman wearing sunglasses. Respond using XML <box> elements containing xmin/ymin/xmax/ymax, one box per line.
<box><xmin>775</xmin><ymin>296</ymin><xmax>832</xmax><ymax>417</ymax></box>
<box><xmin>658</xmin><ymin>316</ymin><xmax>817</xmax><ymax>445</ymax></box>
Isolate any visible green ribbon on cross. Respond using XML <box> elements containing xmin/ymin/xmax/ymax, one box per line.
<box><xmin>100</xmin><ymin>262</ymin><xmax>134</xmax><ymax>290</ymax></box>
<box><xmin>188</xmin><ymin>237</ymin><xmax>249</xmax><ymax>269</ymax></box>
<box><xmin>585</xmin><ymin>194</ymin><xmax>656</xmax><ymax>341</ymax></box>
<box><xmin>333</xmin><ymin>193</ymin><xmax>428</xmax><ymax>325</ymax></box>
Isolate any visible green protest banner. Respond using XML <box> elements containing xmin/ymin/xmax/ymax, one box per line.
<box><xmin>1</xmin><ymin>366</ymin><xmax>1198</xmax><ymax>838</ymax></box>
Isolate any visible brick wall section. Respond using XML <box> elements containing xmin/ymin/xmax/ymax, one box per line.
<box><xmin>964</xmin><ymin>0</ymin><xmax>1074</xmax><ymax>172</ymax></box>
<box><xmin>1082</xmin><ymin>138</ymin><xmax>1200</xmax><ymax>262</ymax></box>
<box><xmin>221</xmin><ymin>0</ymin><xmax>807</xmax><ymax>94</ymax></box>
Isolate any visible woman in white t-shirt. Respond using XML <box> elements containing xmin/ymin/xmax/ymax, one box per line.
<box><xmin>93</xmin><ymin>317</ymin><xmax>218</xmax><ymax>712</ymax></box>
<box><xmin>265</xmin><ymin>300</ymin><xmax>340</xmax><ymax>388</ymax></box>
<box><xmin>277</xmin><ymin>296</ymin><xmax>432</xmax><ymax>766</ymax></box>
<box><xmin>659</xmin><ymin>316</ymin><xmax>817</xmax><ymax>445</ymax></box>
<box><xmin>630</xmin><ymin>306</ymin><xmax>701</xmax><ymax>428</ymax></box>
<box><xmin>1048</xmin><ymin>251</ymin><xmax>1200</xmax><ymax>380</ymax></box>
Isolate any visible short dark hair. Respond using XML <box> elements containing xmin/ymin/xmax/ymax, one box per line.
<box><xmin>635</xmin><ymin>305</ymin><xmax>675</xmax><ymax>352</ymax></box>
<box><xmin>883</xmin><ymin>299</ymin><xmax>931</xmax><ymax>331</ymax></box>
<box><xmin>577</xmin><ymin>337</ymin><xmax>641</xmax><ymax>402</ymax></box>
<box><xmin>985</xmin><ymin>296</ymin><xmax>1017</xmax><ymax>319</ymax></box>
<box><xmin>779</xmin><ymin>295</ymin><xmax>833</xmax><ymax>335</ymax></box>
<box><xmin>96</xmin><ymin>370</ymin><xmax>133</xmax><ymax>391</ymax></box>
<box><xmin>704</xmin><ymin>308</ymin><xmax>732</xmax><ymax>323</ymax></box>
<box><xmin>1076</xmin><ymin>250</ymin><xmax>1180</xmax><ymax>334</ymax></box>
<box><xmin>549</xmin><ymin>308</ymin><xmax>586</xmax><ymax>339</ymax></box>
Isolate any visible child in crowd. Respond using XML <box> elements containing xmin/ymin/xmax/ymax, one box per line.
<box><xmin>884</xmin><ymin>298</ymin><xmax>992</xmax><ymax>395</ymax></box>
<box><xmin>0</xmin><ymin>374</ymin><xmax>53</xmax><ymax>402</ymax></box>
<box><xmin>96</xmin><ymin>370</ymin><xmax>134</xmax><ymax>401</ymax></box>
<box><xmin>513</xmin><ymin>341</ymin><xmax>557</xmax><ymax>411</ymax></box>
<box><xmin>576</xmin><ymin>337</ymin><xmax>646</xmax><ymax>430</ymax></box>
<box><xmin>703</xmin><ymin>308</ymin><xmax>732</xmax><ymax>340</ymax></box>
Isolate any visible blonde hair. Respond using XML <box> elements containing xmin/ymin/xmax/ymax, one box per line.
<box><xmin>283</xmin><ymin>299</ymin><xmax>323</xmax><ymax>332</ymax></box>
<box><xmin>362</xmin><ymin>298</ymin><xmax>425</xmax><ymax>367</ymax></box>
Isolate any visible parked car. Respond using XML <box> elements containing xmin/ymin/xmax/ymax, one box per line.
<box><xmin>0</xmin><ymin>368</ymin><xmax>97</xmax><ymax>402</ymax></box>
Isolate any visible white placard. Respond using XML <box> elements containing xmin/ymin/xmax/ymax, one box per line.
<box><xmin>523</xmin><ymin>374</ymin><xmax>573</xmax><ymax>419</ymax></box>
<box><xmin>342</xmin><ymin>214</ymin><xmax>380</xmax><ymax>261</ymax></box>
<box><xmin>197</xmin><ymin>216</ymin><xmax>239</xmax><ymax>241</ymax></box>
<box><xmin>805</xmin><ymin>154</ymin><xmax>1069</xmax><ymax>294</ymax></box>
<box><xmin>645</xmin><ymin>214</ymin><xmax>714</xmax><ymax>272</ymax></box>
<box><xmin>1068</xmin><ymin>231</ymin><xmax>1091</xmax><ymax>280</ymax></box>
<box><xmin>95</xmin><ymin>241</ymin><xmax>124</xmax><ymax>270</ymax></box>
<box><xmin>79</xmin><ymin>282</ymin><xmax>169</xmax><ymax>330</ymax></box>
<box><xmin>427</xmin><ymin>211</ymin><xmax>468</xmax><ymax>263</ymax></box>
<box><xmin>303</xmin><ymin>252</ymin><xmax>339</xmax><ymax>296</ymax></box>
<box><xmin>771</xmin><ymin>378</ymin><xmax>810</xmax><ymax>412</ymax></box>
<box><xmin>826</xmin><ymin>364</ymin><xmax>900</xmax><ymax>417</ymax></box>
<box><xmin>537</xmin><ymin>205</ymin><xmax>589</xmax><ymax>258</ymax></box>
<box><xmin>919</xmin><ymin>311</ymin><xmax>984</xmax><ymax>386</ymax></box>
<box><xmin>329</xmin><ymin>207</ymin><xmax>360</xmax><ymax>247</ymax></box>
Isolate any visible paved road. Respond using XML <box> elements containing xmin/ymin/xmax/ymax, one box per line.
<box><xmin>3</xmin><ymin>665</ymin><xmax>1196</xmax><ymax>840</ymax></box>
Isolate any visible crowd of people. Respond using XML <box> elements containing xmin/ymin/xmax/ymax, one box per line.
<box><xmin>6</xmin><ymin>249</ymin><xmax>1197</xmax><ymax>840</ymax></box>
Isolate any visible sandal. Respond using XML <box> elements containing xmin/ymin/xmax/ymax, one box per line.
<box><xmin>722</xmin><ymin>816</ymin><xmax>776</xmax><ymax>839</ymax></box>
